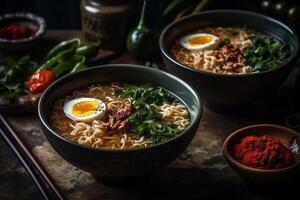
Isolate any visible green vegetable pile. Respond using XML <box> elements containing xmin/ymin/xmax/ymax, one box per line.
<box><xmin>114</xmin><ymin>84</ymin><xmax>175</xmax><ymax>106</ymax></box>
<box><xmin>115</xmin><ymin>85</ymin><xmax>180</xmax><ymax>144</ymax></box>
<box><xmin>0</xmin><ymin>38</ymin><xmax>101</xmax><ymax>100</ymax></box>
<box><xmin>244</xmin><ymin>35</ymin><xmax>289</xmax><ymax>72</ymax></box>
<box><xmin>0</xmin><ymin>55</ymin><xmax>36</xmax><ymax>99</ymax></box>
<box><xmin>40</xmin><ymin>38</ymin><xmax>100</xmax><ymax>74</ymax></box>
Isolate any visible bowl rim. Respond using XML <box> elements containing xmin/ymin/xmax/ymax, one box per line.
<box><xmin>223</xmin><ymin>124</ymin><xmax>300</xmax><ymax>173</ymax></box>
<box><xmin>0</xmin><ymin>12</ymin><xmax>46</xmax><ymax>43</ymax></box>
<box><xmin>38</xmin><ymin>64</ymin><xmax>203</xmax><ymax>152</ymax></box>
<box><xmin>159</xmin><ymin>9</ymin><xmax>299</xmax><ymax>78</ymax></box>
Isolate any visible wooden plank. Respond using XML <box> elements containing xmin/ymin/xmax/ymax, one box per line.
<box><xmin>0</xmin><ymin>30</ymin><xmax>299</xmax><ymax>200</ymax></box>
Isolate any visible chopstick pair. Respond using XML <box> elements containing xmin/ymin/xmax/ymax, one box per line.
<box><xmin>0</xmin><ymin>113</ymin><xmax>65</xmax><ymax>200</ymax></box>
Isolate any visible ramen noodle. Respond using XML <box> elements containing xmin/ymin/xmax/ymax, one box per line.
<box><xmin>50</xmin><ymin>83</ymin><xmax>190</xmax><ymax>150</ymax></box>
<box><xmin>171</xmin><ymin>26</ymin><xmax>289</xmax><ymax>74</ymax></box>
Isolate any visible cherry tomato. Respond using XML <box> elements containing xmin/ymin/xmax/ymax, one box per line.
<box><xmin>28</xmin><ymin>69</ymin><xmax>56</xmax><ymax>94</ymax></box>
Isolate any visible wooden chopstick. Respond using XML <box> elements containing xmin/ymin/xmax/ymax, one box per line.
<box><xmin>0</xmin><ymin>126</ymin><xmax>51</xmax><ymax>199</ymax></box>
<box><xmin>0</xmin><ymin>113</ymin><xmax>66</xmax><ymax>200</ymax></box>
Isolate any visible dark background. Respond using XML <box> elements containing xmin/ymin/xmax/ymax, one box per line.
<box><xmin>0</xmin><ymin>0</ymin><xmax>257</xmax><ymax>29</ymax></box>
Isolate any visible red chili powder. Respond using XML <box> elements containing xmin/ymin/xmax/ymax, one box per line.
<box><xmin>233</xmin><ymin>135</ymin><xmax>294</xmax><ymax>169</ymax></box>
<box><xmin>0</xmin><ymin>24</ymin><xmax>37</xmax><ymax>40</ymax></box>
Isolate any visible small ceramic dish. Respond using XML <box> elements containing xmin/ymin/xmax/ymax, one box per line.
<box><xmin>0</xmin><ymin>12</ymin><xmax>46</xmax><ymax>51</ymax></box>
<box><xmin>223</xmin><ymin>124</ymin><xmax>300</xmax><ymax>184</ymax></box>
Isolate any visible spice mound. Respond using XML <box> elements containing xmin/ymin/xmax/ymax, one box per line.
<box><xmin>233</xmin><ymin>135</ymin><xmax>294</xmax><ymax>169</ymax></box>
<box><xmin>0</xmin><ymin>24</ymin><xmax>37</xmax><ymax>40</ymax></box>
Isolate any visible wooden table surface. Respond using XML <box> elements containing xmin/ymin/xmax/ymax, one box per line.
<box><xmin>0</xmin><ymin>30</ymin><xmax>300</xmax><ymax>200</ymax></box>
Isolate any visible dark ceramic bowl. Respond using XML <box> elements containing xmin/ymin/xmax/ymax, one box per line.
<box><xmin>0</xmin><ymin>13</ymin><xmax>46</xmax><ymax>51</ymax></box>
<box><xmin>38</xmin><ymin>64</ymin><xmax>202</xmax><ymax>180</ymax></box>
<box><xmin>159</xmin><ymin>10</ymin><xmax>299</xmax><ymax>111</ymax></box>
<box><xmin>223</xmin><ymin>124</ymin><xmax>300</xmax><ymax>184</ymax></box>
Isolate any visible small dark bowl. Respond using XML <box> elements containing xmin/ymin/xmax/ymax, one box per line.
<box><xmin>159</xmin><ymin>10</ymin><xmax>299</xmax><ymax>111</ymax></box>
<box><xmin>0</xmin><ymin>13</ymin><xmax>46</xmax><ymax>51</ymax></box>
<box><xmin>38</xmin><ymin>64</ymin><xmax>202</xmax><ymax>180</ymax></box>
<box><xmin>223</xmin><ymin>124</ymin><xmax>300</xmax><ymax>184</ymax></box>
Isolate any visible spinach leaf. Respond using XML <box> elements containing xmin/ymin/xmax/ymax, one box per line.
<box><xmin>220</xmin><ymin>38</ymin><xmax>230</xmax><ymax>47</ymax></box>
<box><xmin>245</xmin><ymin>35</ymin><xmax>289</xmax><ymax>72</ymax></box>
<box><xmin>230</xmin><ymin>30</ymin><xmax>239</xmax><ymax>36</ymax></box>
<box><xmin>0</xmin><ymin>55</ymin><xmax>33</xmax><ymax>100</ymax></box>
<box><xmin>114</xmin><ymin>84</ymin><xmax>175</xmax><ymax>106</ymax></box>
<box><xmin>118</xmin><ymin>85</ymin><xmax>181</xmax><ymax>144</ymax></box>
<box><xmin>128</xmin><ymin>103</ymin><xmax>180</xmax><ymax>144</ymax></box>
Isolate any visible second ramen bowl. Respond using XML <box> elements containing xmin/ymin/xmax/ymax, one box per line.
<box><xmin>160</xmin><ymin>10</ymin><xmax>299</xmax><ymax>112</ymax></box>
<box><xmin>38</xmin><ymin>64</ymin><xmax>202</xmax><ymax>180</ymax></box>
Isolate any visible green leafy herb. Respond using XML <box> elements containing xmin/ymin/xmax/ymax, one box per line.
<box><xmin>128</xmin><ymin>104</ymin><xmax>179</xmax><ymax>144</ymax></box>
<box><xmin>114</xmin><ymin>84</ymin><xmax>175</xmax><ymax>106</ymax></box>
<box><xmin>0</xmin><ymin>55</ymin><xmax>35</xmax><ymax>100</ymax></box>
<box><xmin>134</xmin><ymin>120</ymin><xmax>179</xmax><ymax>144</ymax></box>
<box><xmin>220</xmin><ymin>38</ymin><xmax>230</xmax><ymax>47</ymax></box>
<box><xmin>230</xmin><ymin>30</ymin><xmax>239</xmax><ymax>36</ymax></box>
<box><xmin>128</xmin><ymin>104</ymin><xmax>161</xmax><ymax>126</ymax></box>
<box><xmin>244</xmin><ymin>35</ymin><xmax>289</xmax><ymax>72</ymax></box>
<box><xmin>115</xmin><ymin>84</ymin><xmax>180</xmax><ymax>144</ymax></box>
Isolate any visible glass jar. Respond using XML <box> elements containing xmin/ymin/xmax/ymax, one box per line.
<box><xmin>81</xmin><ymin>0</ymin><xmax>137</xmax><ymax>50</ymax></box>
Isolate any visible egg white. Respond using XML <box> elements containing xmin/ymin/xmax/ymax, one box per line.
<box><xmin>63</xmin><ymin>97</ymin><xmax>106</xmax><ymax>122</ymax></box>
<box><xmin>180</xmin><ymin>33</ymin><xmax>220</xmax><ymax>51</ymax></box>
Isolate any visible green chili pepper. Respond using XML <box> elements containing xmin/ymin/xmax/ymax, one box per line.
<box><xmin>162</xmin><ymin>0</ymin><xmax>186</xmax><ymax>18</ymax></box>
<box><xmin>126</xmin><ymin>0</ymin><xmax>155</xmax><ymax>59</ymax></box>
<box><xmin>39</xmin><ymin>47</ymin><xmax>76</xmax><ymax>70</ymax></box>
<box><xmin>71</xmin><ymin>56</ymin><xmax>86</xmax><ymax>73</ymax></box>
<box><xmin>75</xmin><ymin>41</ymin><xmax>101</xmax><ymax>58</ymax></box>
<box><xmin>192</xmin><ymin>0</ymin><xmax>213</xmax><ymax>13</ymax></box>
<box><xmin>52</xmin><ymin>60</ymin><xmax>75</xmax><ymax>76</ymax></box>
<box><xmin>161</xmin><ymin>0</ymin><xmax>198</xmax><ymax>23</ymax></box>
<box><xmin>44</xmin><ymin>38</ymin><xmax>80</xmax><ymax>61</ymax></box>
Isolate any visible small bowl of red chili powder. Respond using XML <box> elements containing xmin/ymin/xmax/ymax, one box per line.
<box><xmin>223</xmin><ymin>124</ymin><xmax>300</xmax><ymax>184</ymax></box>
<box><xmin>0</xmin><ymin>12</ymin><xmax>46</xmax><ymax>51</ymax></box>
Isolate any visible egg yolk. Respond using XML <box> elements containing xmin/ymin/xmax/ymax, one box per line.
<box><xmin>188</xmin><ymin>36</ymin><xmax>213</xmax><ymax>46</ymax></box>
<box><xmin>72</xmin><ymin>101</ymin><xmax>99</xmax><ymax>117</ymax></box>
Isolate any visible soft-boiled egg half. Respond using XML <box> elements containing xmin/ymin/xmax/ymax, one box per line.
<box><xmin>180</xmin><ymin>33</ymin><xmax>220</xmax><ymax>51</ymax></box>
<box><xmin>63</xmin><ymin>97</ymin><xmax>106</xmax><ymax>122</ymax></box>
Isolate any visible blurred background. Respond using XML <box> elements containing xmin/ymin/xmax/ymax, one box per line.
<box><xmin>0</xmin><ymin>0</ymin><xmax>258</xmax><ymax>29</ymax></box>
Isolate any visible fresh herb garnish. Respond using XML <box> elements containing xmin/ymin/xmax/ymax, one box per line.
<box><xmin>244</xmin><ymin>35</ymin><xmax>289</xmax><ymax>72</ymax></box>
<box><xmin>220</xmin><ymin>38</ymin><xmax>230</xmax><ymax>47</ymax></box>
<box><xmin>128</xmin><ymin>104</ymin><xmax>179</xmax><ymax>144</ymax></box>
<box><xmin>230</xmin><ymin>30</ymin><xmax>239</xmax><ymax>36</ymax></box>
<box><xmin>115</xmin><ymin>84</ymin><xmax>180</xmax><ymax>144</ymax></box>
<box><xmin>0</xmin><ymin>55</ymin><xmax>36</xmax><ymax>100</ymax></box>
<box><xmin>134</xmin><ymin>120</ymin><xmax>179</xmax><ymax>144</ymax></box>
<box><xmin>114</xmin><ymin>84</ymin><xmax>175</xmax><ymax>106</ymax></box>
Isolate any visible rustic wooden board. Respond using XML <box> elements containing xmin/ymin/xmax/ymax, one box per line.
<box><xmin>0</xmin><ymin>30</ymin><xmax>299</xmax><ymax>200</ymax></box>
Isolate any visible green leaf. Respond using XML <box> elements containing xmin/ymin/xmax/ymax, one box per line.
<box><xmin>4</xmin><ymin>56</ymin><xmax>16</xmax><ymax>68</ymax></box>
<box><xmin>244</xmin><ymin>34</ymin><xmax>289</xmax><ymax>72</ymax></box>
<box><xmin>220</xmin><ymin>38</ymin><xmax>230</xmax><ymax>47</ymax></box>
<box><xmin>17</xmin><ymin>55</ymin><xmax>30</xmax><ymax>66</ymax></box>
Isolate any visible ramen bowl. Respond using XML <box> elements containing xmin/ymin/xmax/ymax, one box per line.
<box><xmin>38</xmin><ymin>64</ymin><xmax>202</xmax><ymax>180</ymax></box>
<box><xmin>159</xmin><ymin>10</ymin><xmax>299</xmax><ymax>112</ymax></box>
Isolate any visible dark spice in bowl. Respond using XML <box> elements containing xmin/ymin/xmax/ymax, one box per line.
<box><xmin>0</xmin><ymin>23</ymin><xmax>37</xmax><ymax>40</ymax></box>
<box><xmin>0</xmin><ymin>12</ymin><xmax>46</xmax><ymax>51</ymax></box>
